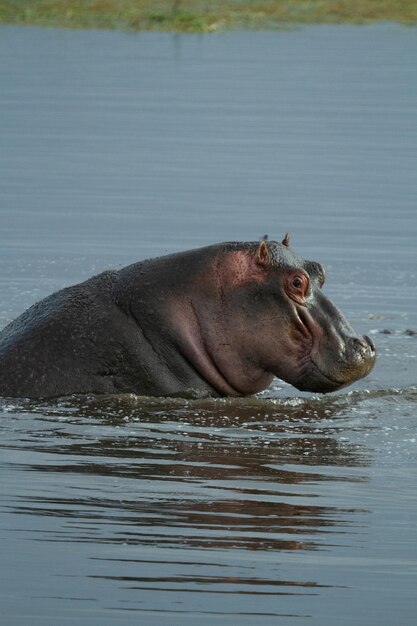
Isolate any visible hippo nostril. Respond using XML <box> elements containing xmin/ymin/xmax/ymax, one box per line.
<box><xmin>352</xmin><ymin>337</ymin><xmax>367</xmax><ymax>350</ymax></box>
<box><xmin>351</xmin><ymin>336</ymin><xmax>374</xmax><ymax>355</ymax></box>
<box><xmin>363</xmin><ymin>335</ymin><xmax>376</xmax><ymax>353</ymax></box>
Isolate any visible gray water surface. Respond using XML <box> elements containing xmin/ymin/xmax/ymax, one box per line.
<box><xmin>1</xmin><ymin>24</ymin><xmax>416</xmax><ymax>625</ymax></box>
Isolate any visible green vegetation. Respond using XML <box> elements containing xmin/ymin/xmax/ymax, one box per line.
<box><xmin>1</xmin><ymin>0</ymin><xmax>416</xmax><ymax>32</ymax></box>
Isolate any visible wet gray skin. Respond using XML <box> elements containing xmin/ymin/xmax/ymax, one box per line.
<box><xmin>0</xmin><ymin>237</ymin><xmax>376</xmax><ymax>399</ymax></box>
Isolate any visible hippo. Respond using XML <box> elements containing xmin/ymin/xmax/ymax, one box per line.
<box><xmin>0</xmin><ymin>236</ymin><xmax>375</xmax><ymax>399</ymax></box>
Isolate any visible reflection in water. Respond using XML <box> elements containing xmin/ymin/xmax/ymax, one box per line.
<box><xmin>1</xmin><ymin>388</ymin><xmax>416</xmax><ymax>622</ymax></box>
<box><xmin>3</xmin><ymin>395</ymin><xmax>368</xmax><ymax>586</ymax></box>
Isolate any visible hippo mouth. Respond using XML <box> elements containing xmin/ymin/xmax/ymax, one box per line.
<box><xmin>312</xmin><ymin>359</ymin><xmax>342</xmax><ymax>383</ymax></box>
<box><xmin>291</xmin><ymin>357</ymin><xmax>345</xmax><ymax>393</ymax></box>
<box><xmin>309</xmin><ymin>359</ymin><xmax>347</xmax><ymax>390</ymax></box>
<box><xmin>293</xmin><ymin>356</ymin><xmax>366</xmax><ymax>394</ymax></box>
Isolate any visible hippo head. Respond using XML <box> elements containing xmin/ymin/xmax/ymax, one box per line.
<box><xmin>188</xmin><ymin>236</ymin><xmax>376</xmax><ymax>396</ymax></box>
<box><xmin>260</xmin><ymin>235</ymin><xmax>376</xmax><ymax>393</ymax></box>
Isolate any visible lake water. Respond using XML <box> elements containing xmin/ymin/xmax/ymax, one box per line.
<box><xmin>0</xmin><ymin>23</ymin><xmax>416</xmax><ymax>625</ymax></box>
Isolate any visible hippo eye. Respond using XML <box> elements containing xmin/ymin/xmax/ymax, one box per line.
<box><xmin>285</xmin><ymin>272</ymin><xmax>309</xmax><ymax>305</ymax></box>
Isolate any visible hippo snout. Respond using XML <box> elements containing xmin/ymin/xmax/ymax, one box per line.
<box><xmin>298</xmin><ymin>330</ymin><xmax>377</xmax><ymax>394</ymax></box>
<box><xmin>327</xmin><ymin>333</ymin><xmax>376</xmax><ymax>390</ymax></box>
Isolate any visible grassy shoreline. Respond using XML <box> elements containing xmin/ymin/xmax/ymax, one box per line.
<box><xmin>1</xmin><ymin>0</ymin><xmax>416</xmax><ymax>32</ymax></box>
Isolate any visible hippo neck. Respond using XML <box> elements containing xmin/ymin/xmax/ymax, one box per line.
<box><xmin>167</xmin><ymin>249</ymin><xmax>274</xmax><ymax>397</ymax></box>
<box><xmin>169</xmin><ymin>298</ymin><xmax>243</xmax><ymax>397</ymax></box>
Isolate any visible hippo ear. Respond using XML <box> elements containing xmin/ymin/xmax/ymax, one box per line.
<box><xmin>282</xmin><ymin>232</ymin><xmax>290</xmax><ymax>247</ymax></box>
<box><xmin>255</xmin><ymin>241</ymin><xmax>271</xmax><ymax>268</ymax></box>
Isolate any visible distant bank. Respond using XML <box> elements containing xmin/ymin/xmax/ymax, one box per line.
<box><xmin>0</xmin><ymin>0</ymin><xmax>416</xmax><ymax>32</ymax></box>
